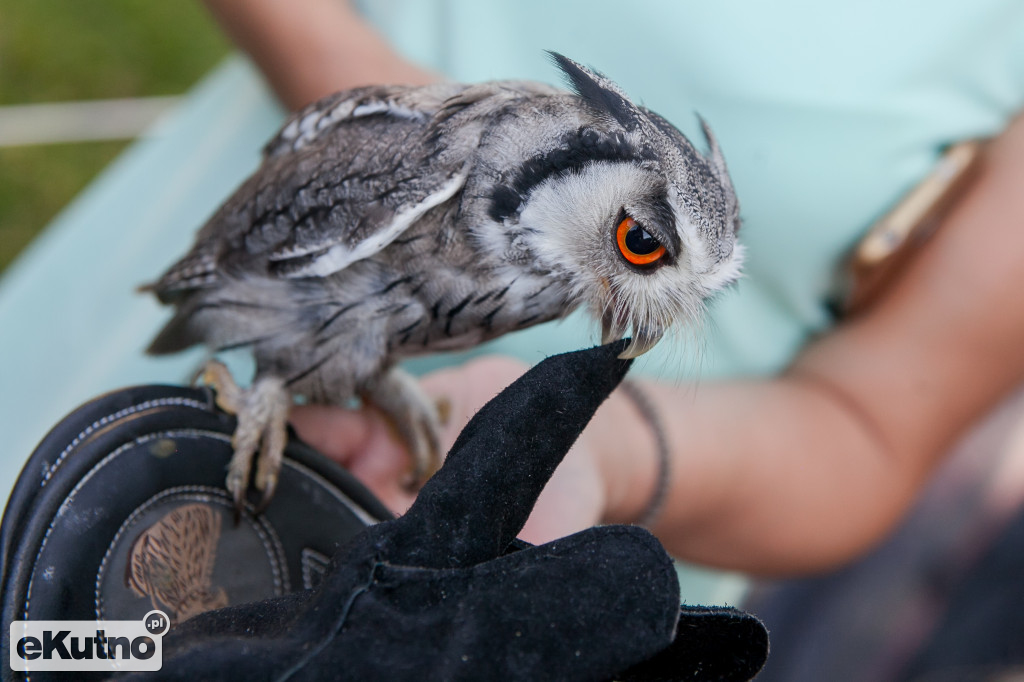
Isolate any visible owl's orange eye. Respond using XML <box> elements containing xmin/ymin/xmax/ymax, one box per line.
<box><xmin>616</xmin><ymin>216</ymin><xmax>666</xmax><ymax>266</ymax></box>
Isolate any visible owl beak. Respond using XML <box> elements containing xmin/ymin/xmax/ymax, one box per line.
<box><xmin>602</xmin><ymin>308</ymin><xmax>664</xmax><ymax>358</ymax></box>
<box><xmin>618</xmin><ymin>324</ymin><xmax>664</xmax><ymax>359</ymax></box>
<box><xmin>601</xmin><ymin>308</ymin><xmax>629</xmax><ymax>345</ymax></box>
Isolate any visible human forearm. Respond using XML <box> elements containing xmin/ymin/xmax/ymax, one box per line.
<box><xmin>597</xmin><ymin>112</ymin><xmax>1024</xmax><ymax>575</ymax></box>
<box><xmin>634</xmin><ymin>377</ymin><xmax>917</xmax><ymax>574</ymax></box>
<box><xmin>590</xmin><ymin>375</ymin><xmax>911</xmax><ymax>575</ymax></box>
<box><xmin>202</xmin><ymin>0</ymin><xmax>437</xmax><ymax>110</ymax></box>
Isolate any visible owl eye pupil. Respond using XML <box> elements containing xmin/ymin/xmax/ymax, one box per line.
<box><xmin>615</xmin><ymin>216</ymin><xmax>667</xmax><ymax>267</ymax></box>
<box><xmin>624</xmin><ymin>224</ymin><xmax>659</xmax><ymax>255</ymax></box>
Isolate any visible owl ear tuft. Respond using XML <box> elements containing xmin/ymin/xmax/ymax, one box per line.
<box><xmin>697</xmin><ymin>115</ymin><xmax>729</xmax><ymax>181</ymax></box>
<box><xmin>697</xmin><ymin>114</ymin><xmax>741</xmax><ymax>234</ymax></box>
<box><xmin>547</xmin><ymin>52</ymin><xmax>640</xmax><ymax>131</ymax></box>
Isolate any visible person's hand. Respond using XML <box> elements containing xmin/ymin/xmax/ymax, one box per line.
<box><xmin>203</xmin><ymin>0</ymin><xmax>438</xmax><ymax>110</ymax></box>
<box><xmin>289</xmin><ymin>356</ymin><xmax>609</xmax><ymax>544</ymax></box>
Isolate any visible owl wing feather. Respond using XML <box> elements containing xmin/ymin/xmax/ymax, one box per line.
<box><xmin>148</xmin><ymin>82</ymin><xmax>530</xmax><ymax>300</ymax></box>
<box><xmin>145</xmin><ymin>80</ymin><xmax>564</xmax><ymax>354</ymax></box>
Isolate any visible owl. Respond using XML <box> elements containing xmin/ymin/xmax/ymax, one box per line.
<box><xmin>144</xmin><ymin>53</ymin><xmax>743</xmax><ymax>510</ymax></box>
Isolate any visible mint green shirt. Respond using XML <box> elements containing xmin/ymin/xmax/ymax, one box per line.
<box><xmin>2</xmin><ymin>2</ymin><xmax>1022</xmax><ymax>540</ymax></box>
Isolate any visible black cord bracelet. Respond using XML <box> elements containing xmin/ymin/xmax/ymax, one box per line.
<box><xmin>619</xmin><ymin>380</ymin><xmax>671</xmax><ymax>529</ymax></box>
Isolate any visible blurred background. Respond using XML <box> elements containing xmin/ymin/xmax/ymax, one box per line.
<box><xmin>0</xmin><ymin>0</ymin><xmax>230</xmax><ymax>274</ymax></box>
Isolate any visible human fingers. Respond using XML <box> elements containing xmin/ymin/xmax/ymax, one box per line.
<box><xmin>289</xmin><ymin>403</ymin><xmax>373</xmax><ymax>467</ymax></box>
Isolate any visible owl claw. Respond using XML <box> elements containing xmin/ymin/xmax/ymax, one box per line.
<box><xmin>253</xmin><ymin>404</ymin><xmax>287</xmax><ymax>510</ymax></box>
<box><xmin>254</xmin><ymin>484</ymin><xmax>276</xmax><ymax>516</ymax></box>
<box><xmin>200</xmin><ymin>361</ymin><xmax>290</xmax><ymax>516</ymax></box>
<box><xmin>226</xmin><ymin>466</ymin><xmax>249</xmax><ymax>509</ymax></box>
<box><xmin>253</xmin><ymin>457</ymin><xmax>280</xmax><ymax>515</ymax></box>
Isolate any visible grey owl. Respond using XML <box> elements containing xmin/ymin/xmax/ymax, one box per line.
<box><xmin>144</xmin><ymin>53</ymin><xmax>743</xmax><ymax>510</ymax></box>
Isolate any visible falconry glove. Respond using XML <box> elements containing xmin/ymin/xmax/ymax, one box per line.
<box><xmin>125</xmin><ymin>341</ymin><xmax>767</xmax><ymax>681</ymax></box>
<box><xmin>2</xmin><ymin>341</ymin><xmax>767</xmax><ymax>680</ymax></box>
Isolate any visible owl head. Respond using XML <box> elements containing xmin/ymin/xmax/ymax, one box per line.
<box><xmin>514</xmin><ymin>53</ymin><xmax>743</xmax><ymax>359</ymax></box>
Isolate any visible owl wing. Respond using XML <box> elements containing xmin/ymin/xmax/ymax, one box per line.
<box><xmin>149</xmin><ymin>82</ymin><xmax>539</xmax><ymax>301</ymax></box>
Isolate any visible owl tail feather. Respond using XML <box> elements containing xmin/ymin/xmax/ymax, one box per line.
<box><xmin>147</xmin><ymin>308</ymin><xmax>204</xmax><ymax>355</ymax></box>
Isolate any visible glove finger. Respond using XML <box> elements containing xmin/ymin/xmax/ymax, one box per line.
<box><xmin>382</xmin><ymin>340</ymin><xmax>632</xmax><ymax>568</ymax></box>
<box><xmin>613</xmin><ymin>605</ymin><xmax>769</xmax><ymax>682</ymax></box>
<box><xmin>303</xmin><ymin>525</ymin><xmax>680</xmax><ymax>681</ymax></box>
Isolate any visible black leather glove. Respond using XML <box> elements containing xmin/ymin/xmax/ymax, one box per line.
<box><xmin>139</xmin><ymin>341</ymin><xmax>767</xmax><ymax>681</ymax></box>
<box><xmin>2</xmin><ymin>341</ymin><xmax>767</xmax><ymax>681</ymax></box>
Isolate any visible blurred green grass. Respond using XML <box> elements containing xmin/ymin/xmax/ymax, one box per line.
<box><xmin>0</xmin><ymin>0</ymin><xmax>231</xmax><ymax>274</ymax></box>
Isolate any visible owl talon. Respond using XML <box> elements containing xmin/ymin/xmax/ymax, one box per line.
<box><xmin>226</xmin><ymin>468</ymin><xmax>249</xmax><ymax>505</ymax></box>
<box><xmin>230</xmin><ymin>482</ymin><xmax>246</xmax><ymax>525</ymax></box>
<box><xmin>254</xmin><ymin>487</ymin><xmax>275</xmax><ymax>516</ymax></box>
<box><xmin>254</xmin><ymin>458</ymin><xmax>281</xmax><ymax>516</ymax></box>
<box><xmin>200</xmin><ymin>361</ymin><xmax>290</xmax><ymax>514</ymax></box>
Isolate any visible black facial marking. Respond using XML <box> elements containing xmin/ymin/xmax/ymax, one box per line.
<box><xmin>489</xmin><ymin>127</ymin><xmax>647</xmax><ymax>222</ymax></box>
<box><xmin>489</xmin><ymin>186</ymin><xmax>521</xmax><ymax>223</ymax></box>
<box><xmin>647</xmin><ymin>192</ymin><xmax>681</xmax><ymax>258</ymax></box>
